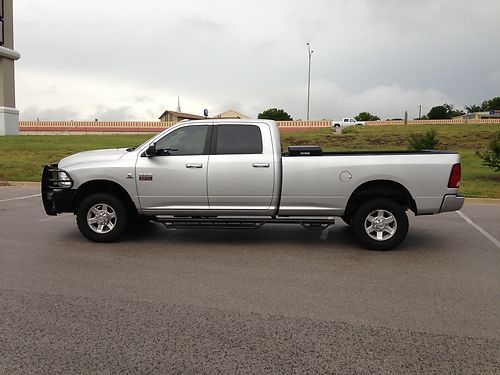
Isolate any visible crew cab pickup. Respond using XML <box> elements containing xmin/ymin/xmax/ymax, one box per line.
<box><xmin>42</xmin><ymin>119</ymin><xmax>464</xmax><ymax>250</ymax></box>
<box><xmin>332</xmin><ymin>118</ymin><xmax>365</xmax><ymax>128</ymax></box>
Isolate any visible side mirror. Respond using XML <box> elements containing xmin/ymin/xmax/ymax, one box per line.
<box><xmin>145</xmin><ymin>142</ymin><xmax>157</xmax><ymax>157</ymax></box>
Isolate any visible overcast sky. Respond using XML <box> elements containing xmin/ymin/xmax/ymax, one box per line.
<box><xmin>15</xmin><ymin>0</ymin><xmax>500</xmax><ymax>121</ymax></box>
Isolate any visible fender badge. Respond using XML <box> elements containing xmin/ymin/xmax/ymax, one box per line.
<box><xmin>139</xmin><ymin>173</ymin><xmax>153</xmax><ymax>181</ymax></box>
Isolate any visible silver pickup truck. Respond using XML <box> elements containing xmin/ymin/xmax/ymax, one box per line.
<box><xmin>42</xmin><ymin>119</ymin><xmax>464</xmax><ymax>250</ymax></box>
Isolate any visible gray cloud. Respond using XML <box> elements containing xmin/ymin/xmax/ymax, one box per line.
<box><xmin>20</xmin><ymin>106</ymin><xmax>79</xmax><ymax>121</ymax></box>
<box><xmin>91</xmin><ymin>106</ymin><xmax>139</xmax><ymax>122</ymax></box>
<box><xmin>14</xmin><ymin>0</ymin><xmax>500</xmax><ymax>121</ymax></box>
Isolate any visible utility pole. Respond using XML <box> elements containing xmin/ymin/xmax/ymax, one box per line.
<box><xmin>306</xmin><ymin>43</ymin><xmax>314</xmax><ymax>121</ymax></box>
<box><xmin>418</xmin><ymin>105</ymin><xmax>422</xmax><ymax>120</ymax></box>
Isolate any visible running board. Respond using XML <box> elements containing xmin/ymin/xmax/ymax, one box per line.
<box><xmin>155</xmin><ymin>216</ymin><xmax>335</xmax><ymax>230</ymax></box>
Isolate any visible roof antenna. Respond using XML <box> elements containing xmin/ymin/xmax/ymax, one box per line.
<box><xmin>177</xmin><ymin>95</ymin><xmax>181</xmax><ymax>113</ymax></box>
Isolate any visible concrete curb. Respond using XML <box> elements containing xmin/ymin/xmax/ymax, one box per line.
<box><xmin>3</xmin><ymin>181</ymin><xmax>40</xmax><ymax>187</ymax></box>
<box><xmin>464</xmin><ymin>198</ymin><xmax>500</xmax><ymax>205</ymax></box>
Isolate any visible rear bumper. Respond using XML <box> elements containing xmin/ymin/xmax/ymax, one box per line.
<box><xmin>41</xmin><ymin>164</ymin><xmax>76</xmax><ymax>215</ymax></box>
<box><xmin>439</xmin><ymin>194</ymin><xmax>465</xmax><ymax>213</ymax></box>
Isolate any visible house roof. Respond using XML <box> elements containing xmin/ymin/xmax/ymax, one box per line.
<box><xmin>158</xmin><ymin>110</ymin><xmax>205</xmax><ymax>120</ymax></box>
<box><xmin>215</xmin><ymin>109</ymin><xmax>250</xmax><ymax>119</ymax></box>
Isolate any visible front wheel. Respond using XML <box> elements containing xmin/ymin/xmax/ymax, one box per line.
<box><xmin>76</xmin><ymin>193</ymin><xmax>129</xmax><ymax>242</ymax></box>
<box><xmin>352</xmin><ymin>198</ymin><xmax>408</xmax><ymax>250</ymax></box>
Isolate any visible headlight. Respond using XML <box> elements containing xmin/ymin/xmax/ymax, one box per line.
<box><xmin>58</xmin><ymin>171</ymin><xmax>72</xmax><ymax>188</ymax></box>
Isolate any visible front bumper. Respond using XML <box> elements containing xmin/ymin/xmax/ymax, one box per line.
<box><xmin>439</xmin><ymin>194</ymin><xmax>465</xmax><ymax>213</ymax></box>
<box><xmin>41</xmin><ymin>164</ymin><xmax>76</xmax><ymax>215</ymax></box>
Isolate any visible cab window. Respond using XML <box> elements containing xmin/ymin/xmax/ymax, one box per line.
<box><xmin>215</xmin><ymin>125</ymin><xmax>263</xmax><ymax>155</ymax></box>
<box><xmin>155</xmin><ymin>125</ymin><xmax>210</xmax><ymax>156</ymax></box>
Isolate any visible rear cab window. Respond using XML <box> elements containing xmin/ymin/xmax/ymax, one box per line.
<box><xmin>215</xmin><ymin>124</ymin><xmax>263</xmax><ymax>155</ymax></box>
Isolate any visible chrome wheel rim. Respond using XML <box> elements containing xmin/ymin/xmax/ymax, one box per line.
<box><xmin>87</xmin><ymin>203</ymin><xmax>117</xmax><ymax>234</ymax></box>
<box><xmin>364</xmin><ymin>209</ymin><xmax>397</xmax><ymax>241</ymax></box>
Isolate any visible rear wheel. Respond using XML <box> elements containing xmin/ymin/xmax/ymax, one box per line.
<box><xmin>76</xmin><ymin>193</ymin><xmax>129</xmax><ymax>242</ymax></box>
<box><xmin>352</xmin><ymin>198</ymin><xmax>408</xmax><ymax>250</ymax></box>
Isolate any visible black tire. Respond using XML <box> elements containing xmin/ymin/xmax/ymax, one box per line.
<box><xmin>341</xmin><ymin>215</ymin><xmax>352</xmax><ymax>226</ymax></box>
<box><xmin>352</xmin><ymin>198</ymin><xmax>408</xmax><ymax>251</ymax></box>
<box><xmin>76</xmin><ymin>193</ymin><xmax>129</xmax><ymax>242</ymax></box>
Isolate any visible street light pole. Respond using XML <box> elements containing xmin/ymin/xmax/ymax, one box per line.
<box><xmin>306</xmin><ymin>43</ymin><xmax>313</xmax><ymax>121</ymax></box>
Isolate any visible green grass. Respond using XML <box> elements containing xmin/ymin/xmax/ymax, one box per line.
<box><xmin>1</xmin><ymin>123</ymin><xmax>499</xmax><ymax>198</ymax></box>
<box><xmin>0</xmin><ymin>135</ymin><xmax>151</xmax><ymax>182</ymax></box>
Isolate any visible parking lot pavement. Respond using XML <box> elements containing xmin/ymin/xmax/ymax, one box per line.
<box><xmin>1</xmin><ymin>185</ymin><xmax>499</xmax><ymax>374</ymax></box>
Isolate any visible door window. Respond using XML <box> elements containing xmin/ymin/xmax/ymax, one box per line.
<box><xmin>155</xmin><ymin>125</ymin><xmax>210</xmax><ymax>156</ymax></box>
<box><xmin>215</xmin><ymin>125</ymin><xmax>263</xmax><ymax>155</ymax></box>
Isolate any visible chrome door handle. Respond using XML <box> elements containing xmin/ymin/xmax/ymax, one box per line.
<box><xmin>252</xmin><ymin>163</ymin><xmax>270</xmax><ymax>168</ymax></box>
<box><xmin>186</xmin><ymin>163</ymin><xmax>203</xmax><ymax>168</ymax></box>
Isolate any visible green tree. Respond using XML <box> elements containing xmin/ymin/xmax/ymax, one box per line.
<box><xmin>465</xmin><ymin>97</ymin><xmax>500</xmax><ymax>113</ymax></box>
<box><xmin>465</xmin><ymin>104</ymin><xmax>483</xmax><ymax>113</ymax></box>
<box><xmin>355</xmin><ymin>112</ymin><xmax>380</xmax><ymax>121</ymax></box>
<box><xmin>427</xmin><ymin>105</ymin><xmax>449</xmax><ymax>119</ymax></box>
<box><xmin>427</xmin><ymin>103</ymin><xmax>464</xmax><ymax>119</ymax></box>
<box><xmin>482</xmin><ymin>97</ymin><xmax>500</xmax><ymax>111</ymax></box>
<box><xmin>443</xmin><ymin>103</ymin><xmax>465</xmax><ymax>118</ymax></box>
<box><xmin>476</xmin><ymin>132</ymin><xmax>500</xmax><ymax>172</ymax></box>
<box><xmin>257</xmin><ymin>108</ymin><xmax>293</xmax><ymax>121</ymax></box>
<box><xmin>408</xmin><ymin>129</ymin><xmax>440</xmax><ymax>151</ymax></box>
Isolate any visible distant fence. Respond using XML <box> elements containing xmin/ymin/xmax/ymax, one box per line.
<box><xmin>18</xmin><ymin>118</ymin><xmax>500</xmax><ymax>134</ymax></box>
<box><xmin>19</xmin><ymin>120</ymin><xmax>332</xmax><ymax>134</ymax></box>
<box><xmin>366</xmin><ymin>119</ymin><xmax>500</xmax><ymax>126</ymax></box>
<box><xmin>19</xmin><ymin>121</ymin><xmax>170</xmax><ymax>134</ymax></box>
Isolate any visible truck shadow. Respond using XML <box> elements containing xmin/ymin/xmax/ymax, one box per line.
<box><xmin>122</xmin><ymin>221</ymin><xmax>444</xmax><ymax>253</ymax></box>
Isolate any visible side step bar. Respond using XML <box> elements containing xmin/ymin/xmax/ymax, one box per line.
<box><xmin>155</xmin><ymin>216</ymin><xmax>335</xmax><ymax>231</ymax></box>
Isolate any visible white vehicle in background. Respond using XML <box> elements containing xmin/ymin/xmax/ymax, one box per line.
<box><xmin>332</xmin><ymin>118</ymin><xmax>366</xmax><ymax>129</ymax></box>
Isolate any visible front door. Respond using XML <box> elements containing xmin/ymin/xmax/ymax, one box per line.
<box><xmin>135</xmin><ymin>124</ymin><xmax>211</xmax><ymax>214</ymax></box>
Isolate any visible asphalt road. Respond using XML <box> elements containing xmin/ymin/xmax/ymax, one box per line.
<box><xmin>1</xmin><ymin>184</ymin><xmax>499</xmax><ymax>374</ymax></box>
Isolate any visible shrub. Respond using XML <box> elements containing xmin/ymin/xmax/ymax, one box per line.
<box><xmin>476</xmin><ymin>132</ymin><xmax>500</xmax><ymax>172</ymax></box>
<box><xmin>341</xmin><ymin>126</ymin><xmax>356</xmax><ymax>134</ymax></box>
<box><xmin>408</xmin><ymin>129</ymin><xmax>439</xmax><ymax>150</ymax></box>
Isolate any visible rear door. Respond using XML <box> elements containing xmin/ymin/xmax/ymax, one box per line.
<box><xmin>207</xmin><ymin>123</ymin><xmax>275</xmax><ymax>214</ymax></box>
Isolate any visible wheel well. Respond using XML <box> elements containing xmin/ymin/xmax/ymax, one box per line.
<box><xmin>344</xmin><ymin>180</ymin><xmax>417</xmax><ymax>219</ymax></box>
<box><xmin>74</xmin><ymin>180</ymin><xmax>138</xmax><ymax>216</ymax></box>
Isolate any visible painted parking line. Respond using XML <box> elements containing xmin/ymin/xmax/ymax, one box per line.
<box><xmin>39</xmin><ymin>216</ymin><xmax>65</xmax><ymax>222</ymax></box>
<box><xmin>0</xmin><ymin>194</ymin><xmax>41</xmax><ymax>203</ymax></box>
<box><xmin>457</xmin><ymin>211</ymin><xmax>500</xmax><ymax>249</ymax></box>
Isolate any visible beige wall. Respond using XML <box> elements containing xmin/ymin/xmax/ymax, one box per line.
<box><xmin>18</xmin><ymin>119</ymin><xmax>500</xmax><ymax>135</ymax></box>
